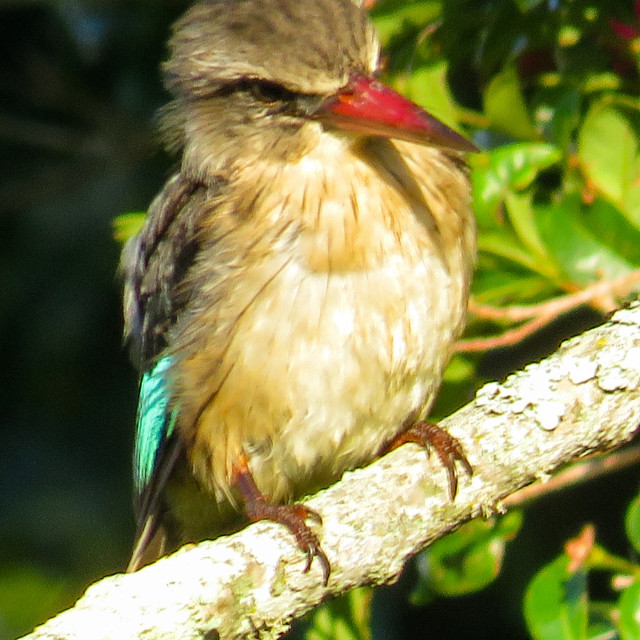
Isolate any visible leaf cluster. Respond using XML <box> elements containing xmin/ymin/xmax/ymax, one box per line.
<box><xmin>524</xmin><ymin>495</ymin><xmax>640</xmax><ymax>640</ymax></box>
<box><xmin>375</xmin><ymin>0</ymin><xmax>640</xmax><ymax>359</ymax></box>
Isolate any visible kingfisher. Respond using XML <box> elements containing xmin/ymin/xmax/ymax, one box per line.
<box><xmin>121</xmin><ymin>0</ymin><xmax>477</xmax><ymax>582</ymax></box>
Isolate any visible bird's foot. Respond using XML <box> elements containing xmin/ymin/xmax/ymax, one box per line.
<box><xmin>246</xmin><ymin>498</ymin><xmax>330</xmax><ymax>583</ymax></box>
<box><xmin>388</xmin><ymin>421</ymin><xmax>472</xmax><ymax>500</ymax></box>
<box><xmin>233</xmin><ymin>456</ymin><xmax>330</xmax><ymax>584</ymax></box>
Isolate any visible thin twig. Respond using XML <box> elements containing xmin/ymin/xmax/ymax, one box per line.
<box><xmin>502</xmin><ymin>445</ymin><xmax>640</xmax><ymax>508</ymax></box>
<box><xmin>455</xmin><ymin>313</ymin><xmax>553</xmax><ymax>352</ymax></box>
<box><xmin>456</xmin><ymin>268</ymin><xmax>640</xmax><ymax>353</ymax></box>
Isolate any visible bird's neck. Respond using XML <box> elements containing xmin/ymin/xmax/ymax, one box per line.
<box><xmin>223</xmin><ymin>131</ymin><xmax>472</xmax><ymax>274</ymax></box>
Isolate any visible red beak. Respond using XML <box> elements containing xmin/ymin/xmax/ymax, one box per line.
<box><xmin>314</xmin><ymin>75</ymin><xmax>477</xmax><ymax>152</ymax></box>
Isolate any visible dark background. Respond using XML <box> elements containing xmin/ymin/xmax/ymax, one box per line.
<box><xmin>1</xmin><ymin>1</ymin><xmax>637</xmax><ymax>638</ymax></box>
<box><xmin>1</xmin><ymin>1</ymin><xmax>181</xmax><ymax>634</ymax></box>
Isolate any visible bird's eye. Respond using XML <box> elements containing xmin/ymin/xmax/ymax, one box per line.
<box><xmin>248</xmin><ymin>81</ymin><xmax>295</xmax><ymax>105</ymax></box>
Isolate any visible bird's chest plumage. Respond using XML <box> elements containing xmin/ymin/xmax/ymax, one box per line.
<box><xmin>173</xmin><ymin>136</ymin><xmax>473</xmax><ymax>505</ymax></box>
<box><xmin>236</xmin><ymin>252</ymin><xmax>456</xmax><ymax>497</ymax></box>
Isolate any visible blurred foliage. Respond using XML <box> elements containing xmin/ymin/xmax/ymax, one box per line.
<box><xmin>522</xmin><ymin>516</ymin><xmax>640</xmax><ymax>640</ymax></box>
<box><xmin>0</xmin><ymin>1</ymin><xmax>185</xmax><ymax>637</ymax></box>
<box><xmin>3</xmin><ymin>0</ymin><xmax>640</xmax><ymax>639</ymax></box>
<box><xmin>410</xmin><ymin>512</ymin><xmax>524</xmax><ymax>604</ymax></box>
<box><xmin>305</xmin><ymin>587</ymin><xmax>373</xmax><ymax>640</ymax></box>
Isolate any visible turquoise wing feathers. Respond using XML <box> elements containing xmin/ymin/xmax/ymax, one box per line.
<box><xmin>128</xmin><ymin>355</ymin><xmax>183</xmax><ymax>570</ymax></box>
<box><xmin>133</xmin><ymin>356</ymin><xmax>178</xmax><ymax>502</ymax></box>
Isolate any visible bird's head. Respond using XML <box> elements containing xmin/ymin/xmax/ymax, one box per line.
<box><xmin>161</xmin><ymin>0</ymin><xmax>475</xmax><ymax>173</ymax></box>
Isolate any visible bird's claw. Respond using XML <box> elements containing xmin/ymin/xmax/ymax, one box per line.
<box><xmin>247</xmin><ymin>499</ymin><xmax>330</xmax><ymax>585</ymax></box>
<box><xmin>390</xmin><ymin>420</ymin><xmax>472</xmax><ymax>500</ymax></box>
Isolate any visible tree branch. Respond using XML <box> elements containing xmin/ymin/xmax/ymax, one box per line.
<box><xmin>22</xmin><ymin>304</ymin><xmax>640</xmax><ymax>640</ymax></box>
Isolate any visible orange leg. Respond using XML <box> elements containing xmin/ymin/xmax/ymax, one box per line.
<box><xmin>232</xmin><ymin>454</ymin><xmax>330</xmax><ymax>585</ymax></box>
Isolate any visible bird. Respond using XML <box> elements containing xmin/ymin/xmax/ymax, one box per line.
<box><xmin>120</xmin><ymin>0</ymin><xmax>477</xmax><ymax>583</ymax></box>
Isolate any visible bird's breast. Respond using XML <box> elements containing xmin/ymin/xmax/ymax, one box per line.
<box><xmin>178</xmin><ymin>133</ymin><xmax>475</xmax><ymax>505</ymax></box>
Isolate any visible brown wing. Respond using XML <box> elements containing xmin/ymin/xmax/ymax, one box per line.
<box><xmin>120</xmin><ymin>172</ymin><xmax>222</xmax><ymax>570</ymax></box>
<box><xmin>120</xmin><ymin>172</ymin><xmax>219</xmax><ymax>369</ymax></box>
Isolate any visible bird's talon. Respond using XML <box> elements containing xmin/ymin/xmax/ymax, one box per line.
<box><xmin>306</xmin><ymin>543</ymin><xmax>331</xmax><ymax>585</ymax></box>
<box><xmin>389</xmin><ymin>420</ymin><xmax>472</xmax><ymax>500</ymax></box>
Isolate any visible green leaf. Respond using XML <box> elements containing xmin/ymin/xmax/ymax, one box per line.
<box><xmin>478</xmin><ymin>231</ymin><xmax>557</xmax><ymax>278</ymax></box>
<box><xmin>442</xmin><ymin>354</ymin><xmax>475</xmax><ymax>383</ymax></box>
<box><xmin>619</xmin><ymin>580</ymin><xmax>640</xmax><ymax>640</ymax></box>
<box><xmin>581</xmin><ymin>198</ymin><xmax>640</xmax><ymax>266</ymax></box>
<box><xmin>483</xmin><ymin>66</ymin><xmax>538</xmax><ymax>140</ymax></box>
<box><xmin>557</xmin><ymin>24</ymin><xmax>581</xmax><ymax>48</ymax></box>
<box><xmin>433</xmin><ymin>354</ymin><xmax>478</xmax><ymax>418</ymax></box>
<box><xmin>113</xmin><ymin>212</ymin><xmax>146</xmax><ymax>244</ymax></box>
<box><xmin>578</xmin><ymin>103</ymin><xmax>640</xmax><ymax>228</ymax></box>
<box><xmin>305</xmin><ymin>588</ymin><xmax>372</xmax><ymax>640</ymax></box>
<box><xmin>370</xmin><ymin>0</ymin><xmax>442</xmax><ymax>47</ymax></box>
<box><xmin>404</xmin><ymin>62</ymin><xmax>460</xmax><ymax>130</ymax></box>
<box><xmin>537</xmin><ymin>195</ymin><xmax>637</xmax><ymax>286</ymax></box>
<box><xmin>472</xmin><ymin>270</ymin><xmax>554</xmax><ymax>305</ymax></box>
<box><xmin>586</xmin><ymin>620</ymin><xmax>616</xmax><ymax>640</ymax></box>
<box><xmin>625</xmin><ymin>494</ymin><xmax>640</xmax><ymax>556</ymax></box>
<box><xmin>0</xmin><ymin>566</ymin><xmax>73</xmax><ymax>639</ymax></box>
<box><xmin>582</xmin><ymin>72</ymin><xmax>621</xmax><ymax>94</ymax></box>
<box><xmin>411</xmin><ymin>512</ymin><xmax>522</xmax><ymax>604</ymax></box>
<box><xmin>505</xmin><ymin>191</ymin><xmax>549</xmax><ymax>260</ymax></box>
<box><xmin>536</xmin><ymin>87</ymin><xmax>581</xmax><ymax>151</ymax></box>
<box><xmin>524</xmin><ymin>555</ymin><xmax>588</xmax><ymax>640</ymax></box>
<box><xmin>471</xmin><ymin>143</ymin><xmax>561</xmax><ymax>226</ymax></box>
